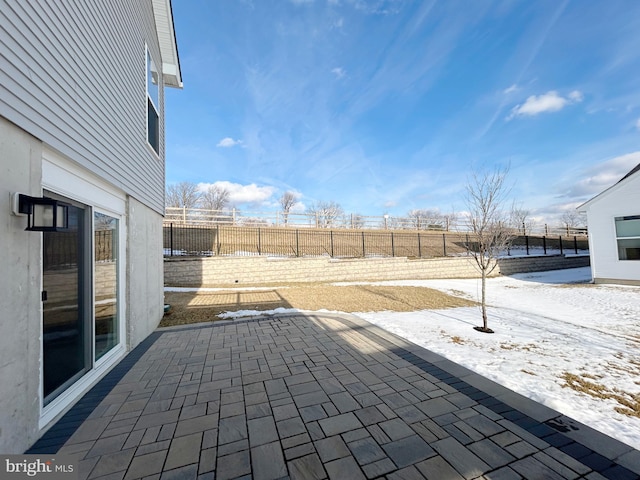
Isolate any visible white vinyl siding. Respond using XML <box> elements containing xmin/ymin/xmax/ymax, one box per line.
<box><xmin>579</xmin><ymin>170</ymin><xmax>640</xmax><ymax>284</ymax></box>
<box><xmin>0</xmin><ymin>0</ymin><xmax>165</xmax><ymax>213</ymax></box>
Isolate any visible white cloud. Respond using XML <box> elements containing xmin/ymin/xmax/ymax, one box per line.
<box><xmin>636</xmin><ymin>118</ymin><xmax>640</xmax><ymax>131</ymax></box>
<box><xmin>331</xmin><ymin>67</ymin><xmax>346</xmax><ymax>79</ymax></box>
<box><xmin>216</xmin><ymin>137</ymin><xmax>243</xmax><ymax>148</ymax></box>
<box><xmin>561</xmin><ymin>151</ymin><xmax>640</xmax><ymax>198</ymax></box>
<box><xmin>290</xmin><ymin>201</ymin><xmax>306</xmax><ymax>213</ymax></box>
<box><xmin>568</xmin><ymin>90</ymin><xmax>583</xmax><ymax>102</ymax></box>
<box><xmin>508</xmin><ymin>90</ymin><xmax>583</xmax><ymax>119</ymax></box>
<box><xmin>503</xmin><ymin>84</ymin><xmax>518</xmax><ymax>94</ymax></box>
<box><xmin>198</xmin><ymin>181</ymin><xmax>275</xmax><ymax>205</ymax></box>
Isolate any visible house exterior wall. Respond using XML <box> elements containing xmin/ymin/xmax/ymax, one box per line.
<box><xmin>127</xmin><ymin>197</ymin><xmax>165</xmax><ymax>349</ymax></box>
<box><xmin>581</xmin><ymin>174</ymin><xmax>640</xmax><ymax>285</ymax></box>
<box><xmin>0</xmin><ymin>117</ymin><xmax>44</xmax><ymax>453</ymax></box>
<box><xmin>0</xmin><ymin>0</ymin><xmax>173</xmax><ymax>452</ymax></box>
<box><xmin>0</xmin><ymin>0</ymin><xmax>165</xmax><ymax>214</ymax></box>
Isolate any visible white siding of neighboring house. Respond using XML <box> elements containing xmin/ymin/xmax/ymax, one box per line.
<box><xmin>0</xmin><ymin>0</ymin><xmax>165</xmax><ymax>213</ymax></box>
<box><xmin>579</xmin><ymin>172</ymin><xmax>640</xmax><ymax>285</ymax></box>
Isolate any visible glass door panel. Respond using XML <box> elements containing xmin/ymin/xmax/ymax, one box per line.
<box><xmin>94</xmin><ymin>212</ymin><xmax>119</xmax><ymax>360</ymax></box>
<box><xmin>42</xmin><ymin>199</ymin><xmax>90</xmax><ymax>403</ymax></box>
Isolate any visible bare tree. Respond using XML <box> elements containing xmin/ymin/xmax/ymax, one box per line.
<box><xmin>350</xmin><ymin>213</ymin><xmax>365</xmax><ymax>229</ymax></box>
<box><xmin>560</xmin><ymin>211</ymin><xmax>586</xmax><ymax>234</ymax></box>
<box><xmin>464</xmin><ymin>166</ymin><xmax>514</xmax><ymax>333</ymax></box>
<box><xmin>308</xmin><ymin>201</ymin><xmax>344</xmax><ymax>228</ymax></box>
<box><xmin>201</xmin><ymin>185</ymin><xmax>230</xmax><ymax>212</ymax></box>
<box><xmin>407</xmin><ymin>209</ymin><xmax>445</xmax><ymax>230</ymax></box>
<box><xmin>510</xmin><ymin>206</ymin><xmax>535</xmax><ymax>235</ymax></box>
<box><xmin>443</xmin><ymin>210</ymin><xmax>458</xmax><ymax>231</ymax></box>
<box><xmin>166</xmin><ymin>181</ymin><xmax>201</xmax><ymax>209</ymax></box>
<box><xmin>279</xmin><ymin>191</ymin><xmax>297</xmax><ymax>226</ymax></box>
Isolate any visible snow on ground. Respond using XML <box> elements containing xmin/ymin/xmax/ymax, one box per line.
<box><xmin>347</xmin><ymin>267</ymin><xmax>640</xmax><ymax>450</ymax></box>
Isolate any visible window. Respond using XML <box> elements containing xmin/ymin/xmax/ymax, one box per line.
<box><xmin>94</xmin><ymin>212</ymin><xmax>119</xmax><ymax>360</ymax></box>
<box><xmin>147</xmin><ymin>49</ymin><xmax>160</xmax><ymax>154</ymax></box>
<box><xmin>615</xmin><ymin>215</ymin><xmax>640</xmax><ymax>260</ymax></box>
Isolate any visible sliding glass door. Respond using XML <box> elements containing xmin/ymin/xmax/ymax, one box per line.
<box><xmin>42</xmin><ymin>194</ymin><xmax>123</xmax><ymax>404</ymax></box>
<box><xmin>94</xmin><ymin>212</ymin><xmax>119</xmax><ymax>360</ymax></box>
<box><xmin>42</xmin><ymin>195</ymin><xmax>91</xmax><ymax>403</ymax></box>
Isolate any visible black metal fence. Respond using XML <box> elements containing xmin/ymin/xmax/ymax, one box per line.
<box><xmin>44</xmin><ymin>230</ymin><xmax>115</xmax><ymax>269</ymax></box>
<box><xmin>163</xmin><ymin>223</ymin><xmax>589</xmax><ymax>259</ymax></box>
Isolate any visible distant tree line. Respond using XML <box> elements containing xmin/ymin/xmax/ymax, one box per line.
<box><xmin>165</xmin><ymin>181</ymin><xmax>586</xmax><ymax>232</ymax></box>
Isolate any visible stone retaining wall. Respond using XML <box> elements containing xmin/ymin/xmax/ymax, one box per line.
<box><xmin>164</xmin><ymin>254</ymin><xmax>590</xmax><ymax>287</ymax></box>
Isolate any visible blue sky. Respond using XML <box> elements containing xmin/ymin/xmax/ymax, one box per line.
<box><xmin>165</xmin><ymin>0</ymin><xmax>640</xmax><ymax>225</ymax></box>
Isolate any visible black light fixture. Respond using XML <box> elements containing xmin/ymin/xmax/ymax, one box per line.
<box><xmin>11</xmin><ymin>193</ymin><xmax>69</xmax><ymax>232</ymax></box>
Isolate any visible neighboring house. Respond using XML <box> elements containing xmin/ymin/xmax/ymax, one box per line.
<box><xmin>577</xmin><ymin>163</ymin><xmax>640</xmax><ymax>286</ymax></box>
<box><xmin>0</xmin><ymin>1</ymin><xmax>182</xmax><ymax>452</ymax></box>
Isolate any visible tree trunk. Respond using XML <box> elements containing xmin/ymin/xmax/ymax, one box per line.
<box><xmin>481</xmin><ymin>267</ymin><xmax>488</xmax><ymax>329</ymax></box>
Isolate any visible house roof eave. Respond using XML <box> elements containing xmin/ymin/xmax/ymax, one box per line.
<box><xmin>152</xmin><ymin>0</ymin><xmax>182</xmax><ymax>89</ymax></box>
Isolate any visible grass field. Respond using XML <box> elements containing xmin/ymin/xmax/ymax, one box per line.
<box><xmin>161</xmin><ymin>283</ymin><xmax>477</xmax><ymax>327</ymax></box>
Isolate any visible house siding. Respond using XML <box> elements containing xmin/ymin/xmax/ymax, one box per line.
<box><xmin>581</xmin><ymin>173</ymin><xmax>640</xmax><ymax>284</ymax></box>
<box><xmin>0</xmin><ymin>0</ymin><xmax>165</xmax><ymax>214</ymax></box>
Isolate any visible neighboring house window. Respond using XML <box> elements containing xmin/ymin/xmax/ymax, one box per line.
<box><xmin>147</xmin><ymin>48</ymin><xmax>160</xmax><ymax>154</ymax></box>
<box><xmin>615</xmin><ymin>215</ymin><xmax>640</xmax><ymax>260</ymax></box>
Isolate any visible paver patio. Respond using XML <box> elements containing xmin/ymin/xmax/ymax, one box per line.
<box><xmin>29</xmin><ymin>313</ymin><xmax>640</xmax><ymax>479</ymax></box>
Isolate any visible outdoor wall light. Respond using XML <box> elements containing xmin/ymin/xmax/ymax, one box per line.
<box><xmin>11</xmin><ymin>193</ymin><xmax>69</xmax><ymax>232</ymax></box>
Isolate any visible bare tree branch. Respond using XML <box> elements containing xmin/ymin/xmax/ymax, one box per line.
<box><xmin>166</xmin><ymin>181</ymin><xmax>201</xmax><ymax>209</ymax></box>
<box><xmin>279</xmin><ymin>191</ymin><xmax>298</xmax><ymax>225</ymax></box>
<box><xmin>464</xmin><ymin>166</ymin><xmax>514</xmax><ymax>332</ymax></box>
<box><xmin>308</xmin><ymin>201</ymin><xmax>344</xmax><ymax>228</ymax></box>
<box><xmin>201</xmin><ymin>185</ymin><xmax>230</xmax><ymax>212</ymax></box>
<box><xmin>510</xmin><ymin>206</ymin><xmax>536</xmax><ymax>235</ymax></box>
<box><xmin>407</xmin><ymin>209</ymin><xmax>446</xmax><ymax>230</ymax></box>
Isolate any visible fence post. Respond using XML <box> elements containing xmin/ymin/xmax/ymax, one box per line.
<box><xmin>559</xmin><ymin>235</ymin><xmax>563</xmax><ymax>255</ymax></box>
<box><xmin>574</xmin><ymin>235</ymin><xmax>578</xmax><ymax>254</ymax></box>
<box><xmin>182</xmin><ymin>206</ymin><xmax>186</xmax><ymax>224</ymax></box>
<box><xmin>258</xmin><ymin>228</ymin><xmax>261</xmax><ymax>255</ymax></box>
<box><xmin>466</xmin><ymin>234</ymin><xmax>470</xmax><ymax>256</ymax></box>
<box><xmin>232</xmin><ymin>208</ymin><xmax>236</xmax><ymax>226</ymax></box>
<box><xmin>543</xmin><ymin>236</ymin><xmax>547</xmax><ymax>255</ymax></box>
<box><xmin>216</xmin><ymin>225</ymin><xmax>220</xmax><ymax>256</ymax></box>
<box><xmin>417</xmin><ymin>233</ymin><xmax>422</xmax><ymax>258</ymax></box>
<box><xmin>315</xmin><ymin>212</ymin><xmax>319</xmax><ymax>228</ymax></box>
<box><xmin>362</xmin><ymin>231</ymin><xmax>366</xmax><ymax>258</ymax></box>
<box><xmin>296</xmin><ymin>229</ymin><xmax>300</xmax><ymax>257</ymax></box>
<box><xmin>170</xmin><ymin>223</ymin><xmax>174</xmax><ymax>256</ymax></box>
<box><xmin>525</xmin><ymin>235</ymin><xmax>529</xmax><ymax>255</ymax></box>
<box><xmin>391</xmin><ymin>232</ymin><xmax>395</xmax><ymax>257</ymax></box>
<box><xmin>330</xmin><ymin>230</ymin><xmax>334</xmax><ymax>257</ymax></box>
<box><xmin>545</xmin><ymin>223</ymin><xmax>549</xmax><ymax>236</ymax></box>
<box><xmin>442</xmin><ymin>233</ymin><xmax>447</xmax><ymax>257</ymax></box>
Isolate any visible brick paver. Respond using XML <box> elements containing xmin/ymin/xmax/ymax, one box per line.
<box><xmin>28</xmin><ymin>313</ymin><xmax>640</xmax><ymax>479</ymax></box>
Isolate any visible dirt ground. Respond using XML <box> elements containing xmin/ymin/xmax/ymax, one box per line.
<box><xmin>161</xmin><ymin>284</ymin><xmax>476</xmax><ymax>327</ymax></box>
